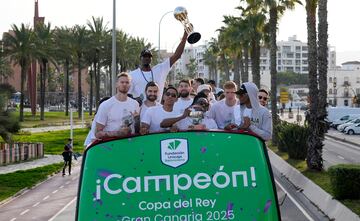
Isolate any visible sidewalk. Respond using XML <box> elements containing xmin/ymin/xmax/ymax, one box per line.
<box><xmin>0</xmin><ymin>155</ymin><xmax>64</xmax><ymax>174</ymax></box>
<box><xmin>21</xmin><ymin>124</ymin><xmax>85</xmax><ymax>133</ymax></box>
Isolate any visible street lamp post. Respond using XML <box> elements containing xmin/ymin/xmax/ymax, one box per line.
<box><xmin>158</xmin><ymin>10</ymin><xmax>173</xmax><ymax>60</ymax></box>
<box><xmin>111</xmin><ymin>0</ymin><xmax>117</xmax><ymax>96</ymax></box>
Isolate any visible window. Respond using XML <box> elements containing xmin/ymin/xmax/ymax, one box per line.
<box><xmin>329</xmin><ymin>77</ymin><xmax>333</xmax><ymax>83</ymax></box>
<box><xmin>296</xmin><ymin>53</ymin><xmax>301</xmax><ymax>58</ymax></box>
<box><xmin>286</xmin><ymin>53</ymin><xmax>294</xmax><ymax>58</ymax></box>
<box><xmin>302</xmin><ymin>46</ymin><xmax>308</xmax><ymax>51</ymax></box>
<box><xmin>296</xmin><ymin>46</ymin><xmax>301</xmax><ymax>51</ymax></box>
<box><xmin>334</xmin><ymin>77</ymin><xmax>337</xmax><ymax>82</ymax></box>
<box><xmin>357</xmin><ymin>77</ymin><xmax>360</xmax><ymax>83</ymax></box>
<box><xmin>356</xmin><ymin>88</ymin><xmax>360</xmax><ymax>94</ymax></box>
<box><xmin>302</xmin><ymin>53</ymin><xmax>308</xmax><ymax>58</ymax></box>
<box><xmin>334</xmin><ymin>89</ymin><xmax>337</xmax><ymax>95</ymax></box>
<box><xmin>329</xmin><ymin>89</ymin><xmax>332</xmax><ymax>94</ymax></box>
<box><xmin>344</xmin><ymin>100</ymin><xmax>349</xmax><ymax>106</ymax></box>
<box><xmin>283</xmin><ymin>46</ymin><xmax>291</xmax><ymax>52</ymax></box>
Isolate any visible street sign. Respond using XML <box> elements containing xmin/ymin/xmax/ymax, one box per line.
<box><xmin>77</xmin><ymin>132</ymin><xmax>280</xmax><ymax>221</ymax></box>
<box><xmin>280</xmin><ymin>91</ymin><xmax>289</xmax><ymax>104</ymax></box>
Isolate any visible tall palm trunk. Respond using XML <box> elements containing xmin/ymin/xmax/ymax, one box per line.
<box><xmin>269</xmin><ymin>7</ymin><xmax>279</xmax><ymax>144</ymax></box>
<box><xmin>95</xmin><ymin>60</ymin><xmax>100</xmax><ymax>109</ymax></box>
<box><xmin>19</xmin><ymin>60</ymin><xmax>27</xmax><ymax>122</ymax></box>
<box><xmin>89</xmin><ymin>66</ymin><xmax>94</xmax><ymax>116</ymax></box>
<box><xmin>221</xmin><ymin>53</ymin><xmax>230</xmax><ymax>81</ymax></box>
<box><xmin>40</xmin><ymin>59</ymin><xmax>47</xmax><ymax>120</ymax></box>
<box><xmin>243</xmin><ymin>45</ymin><xmax>249</xmax><ymax>82</ymax></box>
<box><xmin>233</xmin><ymin>55</ymin><xmax>241</xmax><ymax>86</ymax></box>
<box><xmin>239</xmin><ymin>51</ymin><xmax>244</xmax><ymax>84</ymax></box>
<box><xmin>317</xmin><ymin>0</ymin><xmax>328</xmax><ymax>137</ymax></box>
<box><xmin>306</xmin><ymin>0</ymin><xmax>323</xmax><ymax>170</ymax></box>
<box><xmin>77</xmin><ymin>55</ymin><xmax>82</xmax><ymax>119</ymax></box>
<box><xmin>65</xmin><ymin>59</ymin><xmax>70</xmax><ymax>116</ymax></box>
<box><xmin>251</xmin><ymin>39</ymin><xmax>261</xmax><ymax>88</ymax></box>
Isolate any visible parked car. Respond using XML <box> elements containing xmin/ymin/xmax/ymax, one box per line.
<box><xmin>331</xmin><ymin>114</ymin><xmax>360</xmax><ymax>128</ymax></box>
<box><xmin>344</xmin><ymin>123</ymin><xmax>360</xmax><ymax>135</ymax></box>
<box><xmin>337</xmin><ymin>118</ymin><xmax>360</xmax><ymax>132</ymax></box>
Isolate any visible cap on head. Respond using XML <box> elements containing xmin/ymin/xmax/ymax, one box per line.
<box><xmin>197</xmin><ymin>84</ymin><xmax>211</xmax><ymax>93</ymax></box>
<box><xmin>235</xmin><ymin>84</ymin><xmax>247</xmax><ymax>95</ymax></box>
<box><xmin>140</xmin><ymin>49</ymin><xmax>153</xmax><ymax>57</ymax></box>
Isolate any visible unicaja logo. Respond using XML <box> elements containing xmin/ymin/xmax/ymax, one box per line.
<box><xmin>161</xmin><ymin>139</ymin><xmax>188</xmax><ymax>168</ymax></box>
<box><xmin>168</xmin><ymin>140</ymin><xmax>181</xmax><ymax>150</ymax></box>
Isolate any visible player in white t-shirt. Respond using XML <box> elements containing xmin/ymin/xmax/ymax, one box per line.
<box><xmin>173</xmin><ymin>79</ymin><xmax>193</xmax><ymax>115</ymax></box>
<box><xmin>140</xmin><ymin>81</ymin><xmax>161</xmax><ymax>121</ymax></box>
<box><xmin>209</xmin><ymin>81</ymin><xmax>238</xmax><ymax>129</ymax></box>
<box><xmin>95</xmin><ymin>72</ymin><xmax>140</xmax><ymax>139</ymax></box>
<box><xmin>140</xmin><ymin>86</ymin><xmax>181</xmax><ymax>134</ymax></box>
<box><xmin>129</xmin><ymin>31</ymin><xmax>188</xmax><ymax>102</ymax></box>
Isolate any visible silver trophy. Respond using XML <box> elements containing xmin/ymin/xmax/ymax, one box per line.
<box><xmin>189</xmin><ymin>108</ymin><xmax>204</xmax><ymax>125</ymax></box>
<box><xmin>174</xmin><ymin>6</ymin><xmax>201</xmax><ymax>44</ymax></box>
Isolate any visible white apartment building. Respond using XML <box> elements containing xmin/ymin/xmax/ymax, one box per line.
<box><xmin>260</xmin><ymin>35</ymin><xmax>336</xmax><ymax>74</ymax></box>
<box><xmin>327</xmin><ymin>61</ymin><xmax>360</xmax><ymax>107</ymax></box>
<box><xmin>173</xmin><ymin>45</ymin><xmax>209</xmax><ymax>80</ymax></box>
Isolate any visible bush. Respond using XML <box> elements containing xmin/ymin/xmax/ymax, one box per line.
<box><xmin>274</xmin><ymin>121</ymin><xmax>289</xmax><ymax>152</ymax></box>
<box><xmin>277</xmin><ymin>123</ymin><xmax>309</xmax><ymax>160</ymax></box>
<box><xmin>328</xmin><ymin>164</ymin><xmax>360</xmax><ymax>200</ymax></box>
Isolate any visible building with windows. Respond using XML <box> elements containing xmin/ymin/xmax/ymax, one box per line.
<box><xmin>327</xmin><ymin>61</ymin><xmax>360</xmax><ymax>107</ymax></box>
<box><xmin>260</xmin><ymin>35</ymin><xmax>336</xmax><ymax>74</ymax></box>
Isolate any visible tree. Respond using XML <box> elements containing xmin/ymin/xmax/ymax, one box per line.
<box><xmin>3</xmin><ymin>24</ymin><xmax>35</xmax><ymax>121</ymax></box>
<box><xmin>186</xmin><ymin>58</ymin><xmax>198</xmax><ymax>79</ymax></box>
<box><xmin>34</xmin><ymin>22</ymin><xmax>55</xmax><ymax>120</ymax></box>
<box><xmin>71</xmin><ymin>25</ymin><xmax>88</xmax><ymax>119</ymax></box>
<box><xmin>87</xmin><ymin>16</ymin><xmax>109</xmax><ymax>113</ymax></box>
<box><xmin>203</xmin><ymin>38</ymin><xmax>219</xmax><ymax>82</ymax></box>
<box><xmin>306</xmin><ymin>0</ymin><xmax>323</xmax><ymax>170</ymax></box>
<box><xmin>317</xmin><ymin>0</ymin><xmax>328</xmax><ymax>136</ymax></box>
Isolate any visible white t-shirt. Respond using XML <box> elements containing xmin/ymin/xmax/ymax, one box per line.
<box><xmin>234</xmin><ymin>107</ymin><xmax>252</xmax><ymax>126</ymax></box>
<box><xmin>95</xmin><ymin>96</ymin><xmax>140</xmax><ymax>134</ymax></box>
<box><xmin>140</xmin><ymin>101</ymin><xmax>161</xmax><ymax>121</ymax></box>
<box><xmin>129</xmin><ymin>58</ymin><xmax>171</xmax><ymax>101</ymax></box>
<box><xmin>177</xmin><ymin>116</ymin><xmax>218</xmax><ymax>130</ymax></box>
<box><xmin>84</xmin><ymin>116</ymin><xmax>97</xmax><ymax>147</ymax></box>
<box><xmin>208</xmin><ymin>99</ymin><xmax>237</xmax><ymax>129</ymax></box>
<box><xmin>141</xmin><ymin>105</ymin><xmax>181</xmax><ymax>133</ymax></box>
<box><xmin>173</xmin><ymin>98</ymin><xmax>193</xmax><ymax>115</ymax></box>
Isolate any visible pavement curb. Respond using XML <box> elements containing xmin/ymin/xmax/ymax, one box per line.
<box><xmin>268</xmin><ymin>149</ymin><xmax>360</xmax><ymax>221</ymax></box>
<box><xmin>325</xmin><ymin>134</ymin><xmax>360</xmax><ymax>148</ymax></box>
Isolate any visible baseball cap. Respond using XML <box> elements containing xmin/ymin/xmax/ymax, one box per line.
<box><xmin>235</xmin><ymin>84</ymin><xmax>247</xmax><ymax>95</ymax></box>
<box><xmin>140</xmin><ymin>49</ymin><xmax>153</xmax><ymax>57</ymax></box>
<box><xmin>197</xmin><ymin>84</ymin><xmax>212</xmax><ymax>93</ymax></box>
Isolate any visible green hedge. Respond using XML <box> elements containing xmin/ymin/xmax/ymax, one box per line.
<box><xmin>274</xmin><ymin>121</ymin><xmax>289</xmax><ymax>152</ymax></box>
<box><xmin>328</xmin><ymin>164</ymin><xmax>360</xmax><ymax>200</ymax></box>
<box><xmin>277</xmin><ymin>123</ymin><xmax>309</xmax><ymax>160</ymax></box>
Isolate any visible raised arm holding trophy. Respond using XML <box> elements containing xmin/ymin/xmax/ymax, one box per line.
<box><xmin>174</xmin><ymin>6</ymin><xmax>201</xmax><ymax>44</ymax></box>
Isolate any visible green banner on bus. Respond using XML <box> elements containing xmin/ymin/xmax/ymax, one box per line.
<box><xmin>76</xmin><ymin>131</ymin><xmax>280</xmax><ymax>221</ymax></box>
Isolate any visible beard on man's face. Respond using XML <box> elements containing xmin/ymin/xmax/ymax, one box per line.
<box><xmin>118</xmin><ymin>88</ymin><xmax>128</xmax><ymax>94</ymax></box>
<box><xmin>179</xmin><ymin>90</ymin><xmax>190</xmax><ymax>98</ymax></box>
<box><xmin>146</xmin><ymin>94</ymin><xmax>157</xmax><ymax>102</ymax></box>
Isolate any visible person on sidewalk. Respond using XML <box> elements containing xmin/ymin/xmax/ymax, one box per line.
<box><xmin>62</xmin><ymin>138</ymin><xmax>73</xmax><ymax>176</ymax></box>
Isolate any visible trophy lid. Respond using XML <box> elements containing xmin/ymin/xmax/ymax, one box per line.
<box><xmin>174</xmin><ymin>6</ymin><xmax>187</xmax><ymax>20</ymax></box>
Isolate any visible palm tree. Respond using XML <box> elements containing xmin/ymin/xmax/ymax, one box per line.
<box><xmin>87</xmin><ymin>16</ymin><xmax>109</xmax><ymax>114</ymax></box>
<box><xmin>34</xmin><ymin>22</ymin><xmax>55</xmax><ymax>120</ymax></box>
<box><xmin>252</xmin><ymin>0</ymin><xmax>302</xmax><ymax>143</ymax></box>
<box><xmin>317</xmin><ymin>0</ymin><xmax>328</xmax><ymax>137</ymax></box>
<box><xmin>3</xmin><ymin>24</ymin><xmax>35</xmax><ymax>121</ymax></box>
<box><xmin>0</xmin><ymin>51</ymin><xmax>13</xmax><ymax>81</ymax></box>
<box><xmin>54</xmin><ymin>27</ymin><xmax>73</xmax><ymax>116</ymax></box>
<box><xmin>71</xmin><ymin>25</ymin><xmax>88</xmax><ymax>119</ymax></box>
<box><xmin>306</xmin><ymin>0</ymin><xmax>323</xmax><ymax>170</ymax></box>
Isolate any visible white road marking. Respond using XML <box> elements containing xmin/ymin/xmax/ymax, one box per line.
<box><xmin>32</xmin><ymin>202</ymin><xmax>40</xmax><ymax>207</ymax></box>
<box><xmin>337</xmin><ymin>155</ymin><xmax>345</xmax><ymax>160</ymax></box>
<box><xmin>71</xmin><ymin>177</ymin><xmax>77</xmax><ymax>181</ymax></box>
<box><xmin>275</xmin><ymin>179</ymin><xmax>315</xmax><ymax>221</ymax></box>
<box><xmin>52</xmin><ymin>189</ymin><xmax>58</xmax><ymax>194</ymax></box>
<box><xmin>65</xmin><ymin>181</ymin><xmax>70</xmax><ymax>185</ymax></box>
<box><xmin>20</xmin><ymin>209</ymin><xmax>29</xmax><ymax>215</ymax></box>
<box><xmin>43</xmin><ymin>195</ymin><xmax>50</xmax><ymax>200</ymax></box>
<box><xmin>48</xmin><ymin>197</ymin><xmax>77</xmax><ymax>221</ymax></box>
<box><xmin>10</xmin><ymin>218</ymin><xmax>16</xmax><ymax>221</ymax></box>
<box><xmin>59</xmin><ymin>185</ymin><xmax>64</xmax><ymax>189</ymax></box>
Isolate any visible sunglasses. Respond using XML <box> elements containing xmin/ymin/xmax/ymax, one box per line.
<box><xmin>258</xmin><ymin>96</ymin><xmax>268</xmax><ymax>101</ymax></box>
<box><xmin>165</xmin><ymin>92</ymin><xmax>177</xmax><ymax>98</ymax></box>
